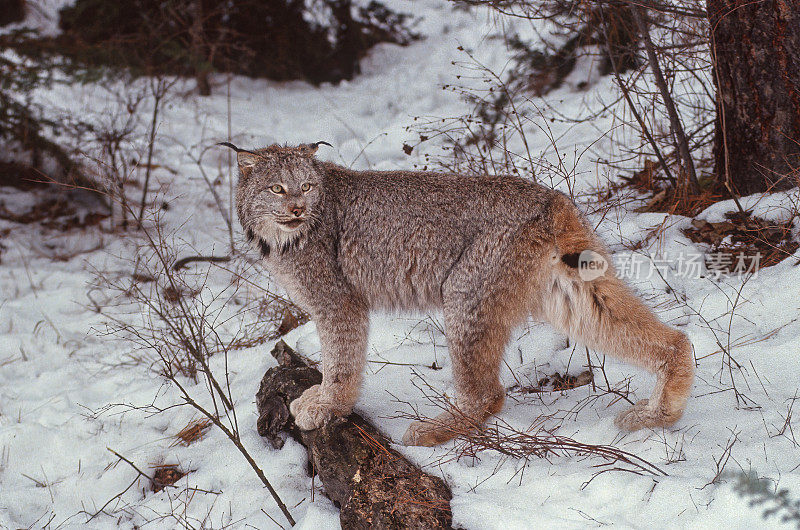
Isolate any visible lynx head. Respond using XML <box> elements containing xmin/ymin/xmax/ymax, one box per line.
<box><xmin>224</xmin><ymin>141</ymin><xmax>330</xmax><ymax>256</ymax></box>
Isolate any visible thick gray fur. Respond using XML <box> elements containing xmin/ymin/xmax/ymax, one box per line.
<box><xmin>233</xmin><ymin>143</ymin><xmax>694</xmax><ymax>446</ymax></box>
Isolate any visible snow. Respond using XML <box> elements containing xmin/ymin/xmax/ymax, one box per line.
<box><xmin>2</xmin><ymin>1</ymin><xmax>799</xmax><ymax>528</ymax></box>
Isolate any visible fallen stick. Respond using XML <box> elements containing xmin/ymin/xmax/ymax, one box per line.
<box><xmin>256</xmin><ymin>341</ymin><xmax>453</xmax><ymax>529</ymax></box>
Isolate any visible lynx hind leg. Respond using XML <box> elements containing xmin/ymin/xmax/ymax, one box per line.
<box><xmin>403</xmin><ymin>314</ymin><xmax>508</xmax><ymax>447</ymax></box>
<box><xmin>545</xmin><ymin>264</ymin><xmax>694</xmax><ymax>431</ymax></box>
<box><xmin>403</xmin><ymin>244</ymin><xmax>535</xmax><ymax>446</ymax></box>
<box><xmin>402</xmin><ymin>328</ymin><xmax>508</xmax><ymax>448</ymax></box>
<box><xmin>401</xmin><ymin>309</ymin><xmax>509</xmax><ymax>446</ymax></box>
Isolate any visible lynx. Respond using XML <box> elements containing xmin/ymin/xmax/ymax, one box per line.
<box><xmin>226</xmin><ymin>141</ymin><xmax>694</xmax><ymax>446</ymax></box>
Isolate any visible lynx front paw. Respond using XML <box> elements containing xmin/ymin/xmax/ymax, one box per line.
<box><xmin>289</xmin><ymin>385</ymin><xmax>333</xmax><ymax>431</ymax></box>
<box><xmin>614</xmin><ymin>399</ymin><xmax>677</xmax><ymax>431</ymax></box>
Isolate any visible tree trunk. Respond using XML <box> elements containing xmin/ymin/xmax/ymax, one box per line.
<box><xmin>708</xmin><ymin>0</ymin><xmax>800</xmax><ymax>196</ymax></box>
<box><xmin>190</xmin><ymin>0</ymin><xmax>211</xmax><ymax>96</ymax></box>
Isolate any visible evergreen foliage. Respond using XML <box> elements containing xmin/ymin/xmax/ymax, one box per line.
<box><xmin>56</xmin><ymin>0</ymin><xmax>417</xmax><ymax>84</ymax></box>
<box><xmin>0</xmin><ymin>30</ymin><xmax>77</xmax><ymax>183</ymax></box>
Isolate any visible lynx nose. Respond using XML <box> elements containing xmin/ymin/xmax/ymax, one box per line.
<box><xmin>290</xmin><ymin>204</ymin><xmax>305</xmax><ymax>217</ymax></box>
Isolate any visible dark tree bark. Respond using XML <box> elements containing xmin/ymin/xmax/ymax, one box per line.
<box><xmin>708</xmin><ymin>0</ymin><xmax>800</xmax><ymax>196</ymax></box>
<box><xmin>256</xmin><ymin>341</ymin><xmax>453</xmax><ymax>529</ymax></box>
<box><xmin>0</xmin><ymin>0</ymin><xmax>25</xmax><ymax>26</ymax></box>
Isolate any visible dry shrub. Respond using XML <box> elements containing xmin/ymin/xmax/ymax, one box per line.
<box><xmin>97</xmin><ymin>217</ymin><xmax>299</xmax><ymax>525</ymax></box>
<box><xmin>100</xmin><ymin>218</ymin><xmax>301</xmax><ymax>381</ymax></box>
<box><xmin>417</xmin><ymin>1</ymin><xmax>720</xmax><ymax>215</ymax></box>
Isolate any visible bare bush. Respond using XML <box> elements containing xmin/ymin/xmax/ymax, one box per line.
<box><xmin>89</xmin><ymin>205</ymin><xmax>304</xmax><ymax>526</ymax></box>
<box><xmin>423</xmin><ymin>1</ymin><xmax>715</xmax><ymax>210</ymax></box>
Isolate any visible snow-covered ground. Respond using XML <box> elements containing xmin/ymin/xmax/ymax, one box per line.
<box><xmin>2</xmin><ymin>1</ymin><xmax>800</xmax><ymax>528</ymax></box>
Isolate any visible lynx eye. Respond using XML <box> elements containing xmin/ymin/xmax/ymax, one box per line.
<box><xmin>269</xmin><ymin>184</ymin><xmax>285</xmax><ymax>195</ymax></box>
<box><xmin>301</xmin><ymin>183</ymin><xmax>313</xmax><ymax>193</ymax></box>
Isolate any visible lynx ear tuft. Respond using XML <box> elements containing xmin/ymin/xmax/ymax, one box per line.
<box><xmin>217</xmin><ymin>141</ymin><xmax>241</xmax><ymax>152</ymax></box>
<box><xmin>300</xmin><ymin>141</ymin><xmax>332</xmax><ymax>157</ymax></box>
<box><xmin>217</xmin><ymin>142</ymin><xmax>259</xmax><ymax>173</ymax></box>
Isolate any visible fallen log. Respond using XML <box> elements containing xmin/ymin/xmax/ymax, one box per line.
<box><xmin>256</xmin><ymin>341</ymin><xmax>453</xmax><ymax>529</ymax></box>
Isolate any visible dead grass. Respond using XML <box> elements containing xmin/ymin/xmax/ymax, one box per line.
<box><xmin>172</xmin><ymin>419</ymin><xmax>212</xmax><ymax>447</ymax></box>
<box><xmin>509</xmin><ymin>369</ymin><xmax>594</xmax><ymax>394</ymax></box>
<box><xmin>683</xmin><ymin>211</ymin><xmax>798</xmax><ymax>271</ymax></box>
<box><xmin>613</xmin><ymin>159</ymin><xmax>725</xmax><ymax>217</ymax></box>
<box><xmin>151</xmin><ymin>464</ymin><xmax>187</xmax><ymax>492</ymax></box>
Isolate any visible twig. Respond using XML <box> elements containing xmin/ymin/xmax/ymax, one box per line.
<box><xmin>702</xmin><ymin>429</ymin><xmax>739</xmax><ymax>488</ymax></box>
<box><xmin>82</xmin><ymin>448</ymin><xmax>156</xmax><ymax>521</ymax></box>
<box><xmin>630</xmin><ymin>3</ymin><xmax>699</xmax><ymax>195</ymax></box>
<box><xmin>167</xmin><ymin>375</ymin><xmax>296</xmax><ymax>526</ymax></box>
<box><xmin>226</xmin><ymin>74</ymin><xmax>235</xmax><ymax>252</ymax></box>
<box><xmin>599</xmin><ymin>3</ymin><xmax>676</xmax><ymax>187</ymax></box>
<box><xmin>190</xmin><ymin>144</ymin><xmax>233</xmax><ymax>242</ymax></box>
<box><xmin>108</xmin><ymin>447</ymin><xmax>153</xmax><ymax>482</ymax></box>
<box><xmin>173</xmin><ymin>255</ymin><xmax>231</xmax><ymax>271</ymax></box>
<box><xmin>138</xmin><ymin>78</ymin><xmax>172</xmax><ymax>228</ymax></box>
